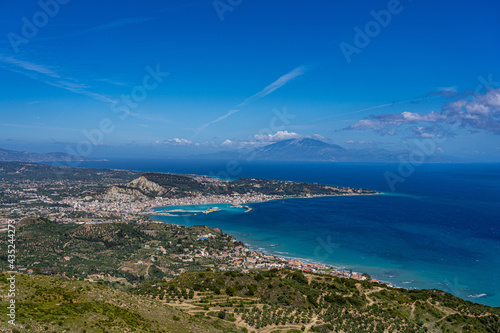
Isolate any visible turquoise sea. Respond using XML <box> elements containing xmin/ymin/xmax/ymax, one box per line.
<box><xmin>77</xmin><ymin>159</ymin><xmax>500</xmax><ymax>307</ymax></box>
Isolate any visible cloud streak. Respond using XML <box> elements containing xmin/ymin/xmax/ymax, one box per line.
<box><xmin>23</xmin><ymin>17</ymin><xmax>156</xmax><ymax>44</ymax></box>
<box><xmin>196</xmin><ymin>65</ymin><xmax>307</xmax><ymax>134</ymax></box>
<box><xmin>236</xmin><ymin>65</ymin><xmax>307</xmax><ymax>109</ymax></box>
<box><xmin>0</xmin><ymin>55</ymin><xmax>115</xmax><ymax>103</ymax></box>
<box><xmin>82</xmin><ymin>17</ymin><xmax>155</xmax><ymax>34</ymax></box>
<box><xmin>197</xmin><ymin>109</ymin><xmax>240</xmax><ymax>132</ymax></box>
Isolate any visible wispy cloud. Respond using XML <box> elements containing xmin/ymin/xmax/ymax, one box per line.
<box><xmin>127</xmin><ymin>111</ymin><xmax>172</xmax><ymax>124</ymax></box>
<box><xmin>0</xmin><ymin>55</ymin><xmax>175</xmax><ymax>125</ymax></box>
<box><xmin>26</xmin><ymin>17</ymin><xmax>156</xmax><ymax>43</ymax></box>
<box><xmin>0</xmin><ymin>54</ymin><xmax>115</xmax><ymax>103</ymax></box>
<box><xmin>196</xmin><ymin>109</ymin><xmax>239</xmax><ymax>132</ymax></box>
<box><xmin>196</xmin><ymin>65</ymin><xmax>307</xmax><ymax>134</ymax></box>
<box><xmin>82</xmin><ymin>17</ymin><xmax>155</xmax><ymax>34</ymax></box>
<box><xmin>0</xmin><ymin>55</ymin><xmax>60</xmax><ymax>78</ymax></box>
<box><xmin>236</xmin><ymin>65</ymin><xmax>307</xmax><ymax>109</ymax></box>
<box><xmin>345</xmin><ymin>88</ymin><xmax>500</xmax><ymax>136</ymax></box>
<box><xmin>95</xmin><ymin>78</ymin><xmax>129</xmax><ymax>86</ymax></box>
<box><xmin>0</xmin><ymin>122</ymin><xmax>80</xmax><ymax>132</ymax></box>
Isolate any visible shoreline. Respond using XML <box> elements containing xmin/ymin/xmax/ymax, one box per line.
<box><xmin>144</xmin><ymin>191</ymin><xmax>385</xmax><ymax>215</ymax></box>
<box><xmin>146</xmin><ymin>195</ymin><xmax>397</xmax><ymax>288</ymax></box>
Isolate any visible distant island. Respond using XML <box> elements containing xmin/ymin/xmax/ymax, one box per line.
<box><xmin>0</xmin><ymin>147</ymin><xmax>104</xmax><ymax>163</ymax></box>
<box><xmin>1</xmin><ymin>138</ymin><xmax>460</xmax><ymax>163</ymax></box>
<box><xmin>195</xmin><ymin>138</ymin><xmax>460</xmax><ymax>163</ymax></box>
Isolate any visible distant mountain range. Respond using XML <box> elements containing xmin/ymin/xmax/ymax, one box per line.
<box><xmin>195</xmin><ymin>138</ymin><xmax>459</xmax><ymax>163</ymax></box>
<box><xmin>2</xmin><ymin>139</ymin><xmax>459</xmax><ymax>163</ymax></box>
<box><xmin>0</xmin><ymin>148</ymin><xmax>100</xmax><ymax>162</ymax></box>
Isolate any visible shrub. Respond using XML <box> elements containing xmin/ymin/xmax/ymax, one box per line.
<box><xmin>217</xmin><ymin>310</ymin><xmax>226</xmax><ymax>319</ymax></box>
<box><xmin>226</xmin><ymin>286</ymin><xmax>235</xmax><ymax>296</ymax></box>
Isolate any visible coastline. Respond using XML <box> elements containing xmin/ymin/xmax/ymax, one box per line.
<box><xmin>144</xmin><ymin>191</ymin><xmax>385</xmax><ymax>215</ymax></box>
<box><xmin>146</xmin><ymin>194</ymin><xmax>396</xmax><ymax>288</ymax></box>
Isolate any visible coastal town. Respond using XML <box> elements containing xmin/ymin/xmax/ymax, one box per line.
<box><xmin>0</xmin><ymin>185</ymin><xmax>363</xmax><ymax>227</ymax></box>
<box><xmin>0</xmin><ymin>162</ymin><xmax>378</xmax><ymax>227</ymax></box>
<box><xmin>165</xmin><ymin>236</ymin><xmax>386</xmax><ymax>286</ymax></box>
<box><xmin>0</xmin><ymin>162</ymin><xmax>389</xmax><ymax>288</ymax></box>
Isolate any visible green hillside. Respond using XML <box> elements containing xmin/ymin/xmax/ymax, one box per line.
<box><xmin>0</xmin><ymin>273</ymin><xmax>243</xmax><ymax>333</ymax></box>
<box><xmin>1</xmin><ymin>217</ymin><xmax>499</xmax><ymax>332</ymax></box>
<box><xmin>2</xmin><ymin>264</ymin><xmax>499</xmax><ymax>332</ymax></box>
<box><xmin>135</xmin><ymin>270</ymin><xmax>500</xmax><ymax>333</ymax></box>
<box><xmin>0</xmin><ymin>218</ymin><xmax>243</xmax><ymax>282</ymax></box>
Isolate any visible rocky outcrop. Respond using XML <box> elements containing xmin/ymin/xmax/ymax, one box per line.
<box><xmin>126</xmin><ymin>176</ymin><xmax>168</xmax><ymax>196</ymax></box>
<box><xmin>99</xmin><ymin>175</ymin><xmax>170</xmax><ymax>201</ymax></box>
<box><xmin>100</xmin><ymin>185</ymin><xmax>149</xmax><ymax>202</ymax></box>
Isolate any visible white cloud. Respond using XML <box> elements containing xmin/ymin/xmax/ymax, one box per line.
<box><xmin>310</xmin><ymin>134</ymin><xmax>327</xmax><ymax>141</ymax></box>
<box><xmin>347</xmin><ymin>88</ymin><xmax>500</xmax><ymax>135</ymax></box>
<box><xmin>401</xmin><ymin>111</ymin><xmax>444</xmax><ymax>122</ymax></box>
<box><xmin>254</xmin><ymin>130</ymin><xmax>302</xmax><ymax>142</ymax></box>
<box><xmin>465</xmin><ymin>103</ymin><xmax>490</xmax><ymax>116</ymax></box>
<box><xmin>163</xmin><ymin>138</ymin><xmax>192</xmax><ymax>145</ymax></box>
<box><xmin>345</xmin><ymin>140</ymin><xmax>373</xmax><ymax>144</ymax></box>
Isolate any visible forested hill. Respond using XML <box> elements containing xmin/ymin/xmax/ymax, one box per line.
<box><xmin>102</xmin><ymin>172</ymin><xmax>380</xmax><ymax>201</ymax></box>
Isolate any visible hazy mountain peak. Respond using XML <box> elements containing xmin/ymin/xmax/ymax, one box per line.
<box><xmin>0</xmin><ymin>147</ymin><xmax>100</xmax><ymax>162</ymax></box>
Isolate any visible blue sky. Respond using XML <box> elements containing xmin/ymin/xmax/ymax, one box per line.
<box><xmin>0</xmin><ymin>0</ymin><xmax>499</xmax><ymax>160</ymax></box>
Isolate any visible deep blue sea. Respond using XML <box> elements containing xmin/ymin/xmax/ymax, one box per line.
<box><xmin>75</xmin><ymin>159</ymin><xmax>500</xmax><ymax>307</ymax></box>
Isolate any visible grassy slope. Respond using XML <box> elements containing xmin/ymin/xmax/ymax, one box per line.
<box><xmin>135</xmin><ymin>270</ymin><xmax>500</xmax><ymax>333</ymax></box>
<box><xmin>0</xmin><ymin>273</ymin><xmax>244</xmax><ymax>333</ymax></box>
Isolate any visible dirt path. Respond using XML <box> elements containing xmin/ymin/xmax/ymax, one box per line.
<box><xmin>410</xmin><ymin>301</ymin><xmax>416</xmax><ymax>319</ymax></box>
